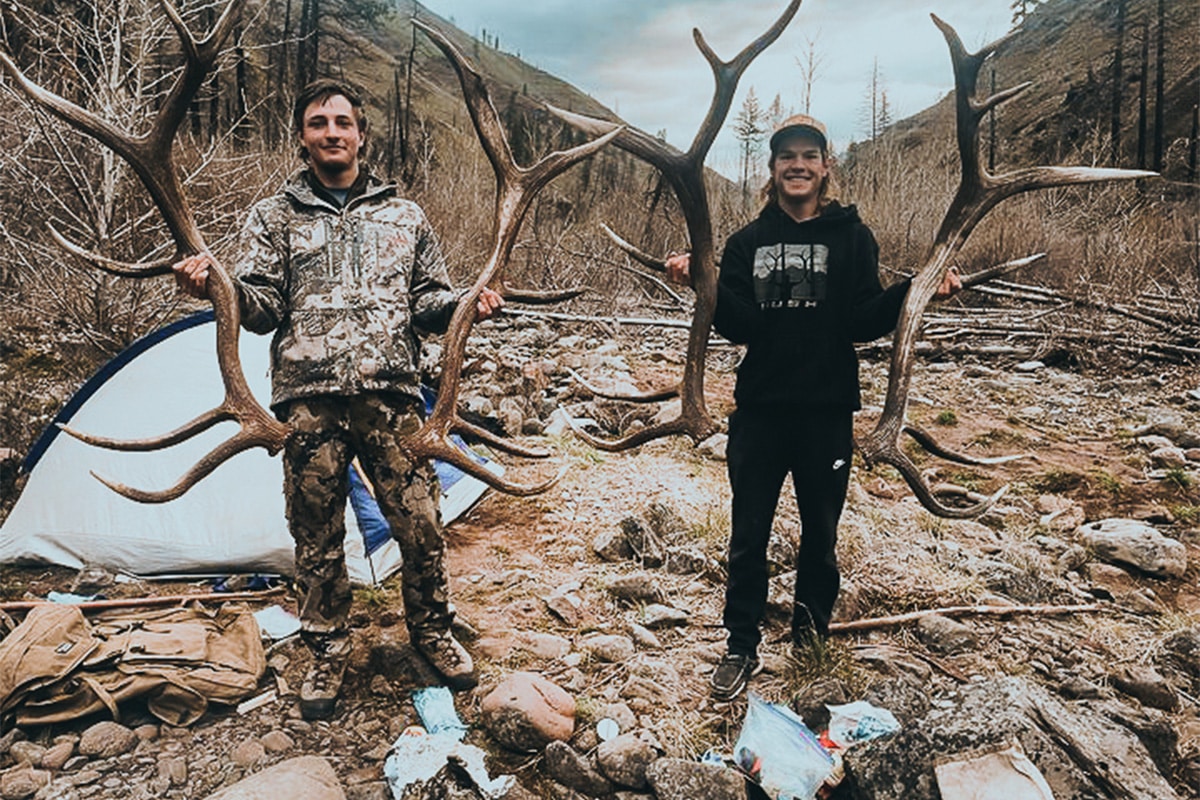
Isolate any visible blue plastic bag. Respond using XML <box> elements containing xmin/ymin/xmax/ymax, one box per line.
<box><xmin>734</xmin><ymin>694</ymin><xmax>835</xmax><ymax>800</ymax></box>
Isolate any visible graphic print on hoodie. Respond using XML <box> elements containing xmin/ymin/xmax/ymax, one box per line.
<box><xmin>753</xmin><ymin>243</ymin><xmax>829</xmax><ymax>308</ymax></box>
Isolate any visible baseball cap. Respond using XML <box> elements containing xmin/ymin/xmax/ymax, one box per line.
<box><xmin>769</xmin><ymin>113</ymin><xmax>829</xmax><ymax>154</ymax></box>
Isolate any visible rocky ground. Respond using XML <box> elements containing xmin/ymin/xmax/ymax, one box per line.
<box><xmin>0</xmin><ymin>314</ymin><xmax>1198</xmax><ymax>799</ymax></box>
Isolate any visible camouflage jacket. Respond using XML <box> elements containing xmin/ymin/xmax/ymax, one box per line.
<box><xmin>232</xmin><ymin>170</ymin><xmax>458</xmax><ymax>410</ymax></box>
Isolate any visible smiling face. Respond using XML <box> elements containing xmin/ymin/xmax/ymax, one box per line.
<box><xmin>769</xmin><ymin>132</ymin><xmax>829</xmax><ymax>218</ymax></box>
<box><xmin>297</xmin><ymin>93</ymin><xmax>365</xmax><ymax>188</ymax></box>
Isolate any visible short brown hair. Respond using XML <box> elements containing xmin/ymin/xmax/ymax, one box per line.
<box><xmin>292</xmin><ymin>78</ymin><xmax>369</xmax><ymax>160</ymax></box>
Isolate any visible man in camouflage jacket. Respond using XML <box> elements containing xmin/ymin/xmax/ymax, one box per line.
<box><xmin>175</xmin><ymin>78</ymin><xmax>500</xmax><ymax>719</ymax></box>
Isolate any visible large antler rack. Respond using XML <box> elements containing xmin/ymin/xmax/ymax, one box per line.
<box><xmin>855</xmin><ymin>15</ymin><xmax>1156</xmax><ymax>519</ymax></box>
<box><xmin>547</xmin><ymin>0</ymin><xmax>803</xmax><ymax>452</ymax></box>
<box><xmin>403</xmin><ymin>19</ymin><xmax>622</xmax><ymax>496</ymax></box>
<box><xmin>0</xmin><ymin>0</ymin><xmax>290</xmax><ymax>503</ymax></box>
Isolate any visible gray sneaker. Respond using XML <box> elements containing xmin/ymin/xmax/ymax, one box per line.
<box><xmin>710</xmin><ymin>652</ymin><xmax>761</xmax><ymax>701</ymax></box>
<box><xmin>414</xmin><ymin>629</ymin><xmax>478</xmax><ymax>691</ymax></box>
<box><xmin>299</xmin><ymin>634</ymin><xmax>352</xmax><ymax>720</ymax></box>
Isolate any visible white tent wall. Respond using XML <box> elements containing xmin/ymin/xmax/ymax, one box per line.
<box><xmin>0</xmin><ymin>313</ymin><xmax>490</xmax><ymax>586</ymax></box>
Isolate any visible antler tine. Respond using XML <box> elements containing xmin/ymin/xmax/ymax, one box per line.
<box><xmin>410</xmin><ymin>18</ymin><xmax>621</xmax><ymax>496</ymax></box>
<box><xmin>418</xmin><ymin>435</ymin><xmax>565</xmax><ymax>497</ymax></box>
<box><xmin>46</xmin><ymin>224</ymin><xmax>174</xmax><ymax>278</ymax></box>
<box><xmin>901</xmin><ymin>425</ymin><xmax>1026</xmax><ymax>466</ymax></box>
<box><xmin>857</xmin><ymin>16</ymin><xmax>1155</xmax><ymax>518</ymax></box>
<box><xmin>91</xmin><ymin>426</ymin><xmax>274</xmax><ymax>504</ymax></box>
<box><xmin>59</xmin><ymin>407</ymin><xmax>233</xmax><ymax>452</ymax></box>
<box><xmin>567</xmin><ymin>415</ymin><xmax>695</xmax><ymax>454</ymax></box>
<box><xmin>567</xmin><ymin>368</ymin><xmax>679</xmax><ymax>404</ymax></box>
<box><xmin>688</xmin><ymin>0</ymin><xmax>802</xmax><ymax>160</ymax></box>
<box><xmin>600</xmin><ymin>223</ymin><xmax>667</xmax><ymax>273</ymax></box>
<box><xmin>3</xmin><ymin>0</ymin><xmax>291</xmax><ymax>501</ymax></box>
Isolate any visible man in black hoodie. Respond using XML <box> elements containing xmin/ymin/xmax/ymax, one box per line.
<box><xmin>668</xmin><ymin>114</ymin><xmax>959</xmax><ymax>700</ymax></box>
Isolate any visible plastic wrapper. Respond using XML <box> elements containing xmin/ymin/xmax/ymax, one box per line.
<box><xmin>825</xmin><ymin>700</ymin><xmax>900</xmax><ymax>748</ymax></box>
<box><xmin>734</xmin><ymin>694</ymin><xmax>834</xmax><ymax>800</ymax></box>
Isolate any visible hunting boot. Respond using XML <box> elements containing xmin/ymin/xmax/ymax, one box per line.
<box><xmin>413</xmin><ymin>628</ymin><xmax>477</xmax><ymax>691</ymax></box>
<box><xmin>299</xmin><ymin>633</ymin><xmax>352</xmax><ymax>720</ymax></box>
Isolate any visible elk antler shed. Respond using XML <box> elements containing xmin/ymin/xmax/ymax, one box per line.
<box><xmin>853</xmin><ymin>15</ymin><xmax>1155</xmax><ymax>518</ymax></box>
<box><xmin>0</xmin><ymin>0</ymin><xmax>290</xmax><ymax>503</ymax></box>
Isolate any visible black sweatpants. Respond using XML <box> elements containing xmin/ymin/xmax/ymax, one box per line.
<box><xmin>723</xmin><ymin>406</ymin><xmax>853</xmax><ymax>656</ymax></box>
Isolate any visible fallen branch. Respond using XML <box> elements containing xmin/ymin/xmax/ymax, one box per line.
<box><xmin>0</xmin><ymin>587</ymin><xmax>286</xmax><ymax>614</ymax></box>
<box><xmin>829</xmin><ymin>602</ymin><xmax>1102</xmax><ymax>634</ymax></box>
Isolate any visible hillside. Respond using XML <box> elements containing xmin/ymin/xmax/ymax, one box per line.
<box><xmin>883</xmin><ymin>0</ymin><xmax>1199</xmax><ymax>178</ymax></box>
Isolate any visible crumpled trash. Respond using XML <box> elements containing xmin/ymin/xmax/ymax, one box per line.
<box><xmin>383</xmin><ymin>686</ymin><xmax>514</xmax><ymax>799</ymax></box>
<box><xmin>734</xmin><ymin>694</ymin><xmax>834</xmax><ymax>800</ymax></box>
<box><xmin>934</xmin><ymin>739</ymin><xmax>1054</xmax><ymax>800</ymax></box>
<box><xmin>46</xmin><ymin>591</ymin><xmax>100</xmax><ymax>604</ymax></box>
<box><xmin>825</xmin><ymin>700</ymin><xmax>901</xmax><ymax>749</ymax></box>
<box><xmin>252</xmin><ymin>605</ymin><xmax>301</xmax><ymax>641</ymax></box>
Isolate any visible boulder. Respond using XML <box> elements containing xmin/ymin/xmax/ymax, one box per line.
<box><xmin>1077</xmin><ymin>518</ymin><xmax>1187</xmax><ymax>578</ymax></box>
<box><xmin>645</xmin><ymin>758</ymin><xmax>748</xmax><ymax>800</ymax></box>
<box><xmin>203</xmin><ymin>756</ymin><xmax>344</xmax><ymax>800</ymax></box>
<box><xmin>595</xmin><ymin>733</ymin><xmax>660</xmax><ymax>790</ymax></box>
<box><xmin>542</xmin><ymin>741</ymin><xmax>614</xmax><ymax>797</ymax></box>
<box><xmin>843</xmin><ymin>677</ymin><xmax>1183</xmax><ymax>799</ymax></box>
<box><xmin>480</xmin><ymin>672</ymin><xmax>575</xmax><ymax>752</ymax></box>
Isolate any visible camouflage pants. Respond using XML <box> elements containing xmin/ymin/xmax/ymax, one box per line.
<box><xmin>282</xmin><ymin>393</ymin><xmax>453</xmax><ymax>638</ymax></box>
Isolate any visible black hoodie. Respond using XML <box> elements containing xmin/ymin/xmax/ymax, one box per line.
<box><xmin>714</xmin><ymin>201</ymin><xmax>909</xmax><ymax>411</ymax></box>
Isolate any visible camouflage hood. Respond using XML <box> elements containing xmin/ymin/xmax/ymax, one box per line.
<box><xmin>232</xmin><ymin>170</ymin><xmax>459</xmax><ymax>410</ymax></box>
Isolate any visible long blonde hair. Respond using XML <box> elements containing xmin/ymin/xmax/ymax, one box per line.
<box><xmin>758</xmin><ymin>150</ymin><xmax>840</xmax><ymax>214</ymax></box>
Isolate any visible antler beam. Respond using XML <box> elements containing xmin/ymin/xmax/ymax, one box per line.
<box><xmin>550</xmin><ymin>0</ymin><xmax>803</xmax><ymax>451</ymax></box>
<box><xmin>0</xmin><ymin>0</ymin><xmax>290</xmax><ymax>503</ymax></box>
<box><xmin>403</xmin><ymin>19</ymin><xmax>621</xmax><ymax>496</ymax></box>
<box><xmin>855</xmin><ymin>15</ymin><xmax>1156</xmax><ymax>518</ymax></box>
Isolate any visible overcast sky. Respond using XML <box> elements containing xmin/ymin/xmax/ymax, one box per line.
<box><xmin>418</xmin><ymin>0</ymin><xmax>1017</xmax><ymax>175</ymax></box>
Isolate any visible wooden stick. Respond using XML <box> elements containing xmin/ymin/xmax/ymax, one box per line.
<box><xmin>0</xmin><ymin>587</ymin><xmax>286</xmax><ymax>613</ymax></box>
<box><xmin>830</xmin><ymin>602</ymin><xmax>1102</xmax><ymax>634</ymax></box>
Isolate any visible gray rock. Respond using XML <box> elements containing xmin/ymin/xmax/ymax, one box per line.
<box><xmin>605</xmin><ymin>574</ymin><xmax>664</xmax><ymax>605</ymax></box>
<box><xmin>580</xmin><ymin>634</ymin><xmax>636</xmax><ymax>663</ymax></box>
<box><xmin>261</xmin><ymin>731</ymin><xmax>294</xmax><ymax>754</ymax></box>
<box><xmin>8</xmin><ymin>742</ymin><xmax>45</xmax><ymax>767</ymax></box>
<box><xmin>627</xmin><ymin>624</ymin><xmax>662</xmax><ymax>651</ymax></box>
<box><xmin>595</xmin><ymin>734</ymin><xmax>659</xmax><ymax>790</ymax></box>
<box><xmin>1149</xmin><ymin>447</ymin><xmax>1188</xmax><ymax>468</ymax></box>
<box><xmin>645</xmin><ymin>502</ymin><xmax>688</xmax><ymax>538</ymax></box>
<box><xmin>598</xmin><ymin>703</ymin><xmax>638</xmax><ymax>735</ymax></box>
<box><xmin>663</xmin><ymin>546</ymin><xmax>708</xmax><ymax>575</ymax></box>
<box><xmin>231</xmin><ymin>739</ymin><xmax>266</xmax><ymax>767</ymax></box>
<box><xmin>620</xmin><ymin>518</ymin><xmax>664</xmax><ymax>568</ymax></box>
<box><xmin>697</xmin><ymin>433</ymin><xmax>727</xmax><ymax>461</ymax></box>
<box><xmin>1158</xmin><ymin>626</ymin><xmax>1200</xmax><ymax>683</ymax></box>
<box><xmin>592</xmin><ymin>528</ymin><xmax>634</xmax><ymax>562</ymax></box>
<box><xmin>201</xmin><ymin>756</ymin><xmax>344</xmax><ymax>800</ymax></box>
<box><xmin>637</xmin><ymin>604</ymin><xmax>688</xmax><ymax>629</ymax></box>
<box><xmin>0</xmin><ymin>766</ymin><xmax>48</xmax><ymax>800</ymax></box>
<box><xmin>915</xmin><ymin>614</ymin><xmax>978</xmax><ymax>654</ymax></box>
<box><xmin>645</xmin><ymin>758</ymin><xmax>748</xmax><ymax>799</ymax></box>
<box><xmin>1110</xmin><ymin>664</ymin><xmax>1178</xmax><ymax>710</ymax></box>
<box><xmin>792</xmin><ymin>679</ymin><xmax>852</xmax><ymax>732</ymax></box>
<box><xmin>1077</xmin><ymin>518</ymin><xmax>1187</xmax><ymax>578</ymax></box>
<box><xmin>517</xmin><ymin>631</ymin><xmax>572</xmax><ymax>660</ymax></box>
<box><xmin>542</xmin><ymin>741</ymin><xmax>614</xmax><ymax>797</ymax></box>
<box><xmin>78</xmin><ymin>722</ymin><xmax>138</xmax><ymax>759</ymax></box>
